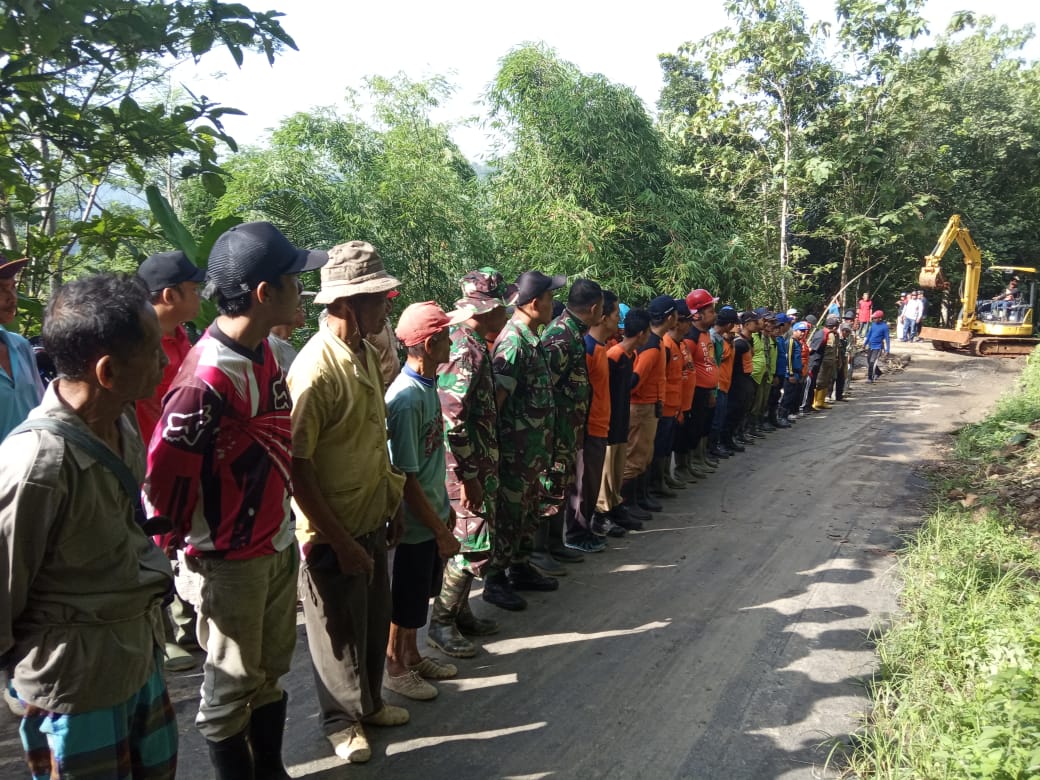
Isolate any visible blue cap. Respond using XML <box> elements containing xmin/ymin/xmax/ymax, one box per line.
<box><xmin>753</xmin><ymin>306</ymin><xmax>771</xmax><ymax>317</ymax></box>
<box><xmin>774</xmin><ymin>313</ymin><xmax>791</xmax><ymax>325</ymax></box>
<box><xmin>793</xmin><ymin>321</ymin><xmax>810</xmax><ymax>331</ymax></box>
<box><xmin>618</xmin><ymin>302</ymin><xmax>630</xmax><ymax>327</ymax></box>
<box><xmin>675</xmin><ymin>300</ymin><xmax>692</xmax><ymax>319</ymax></box>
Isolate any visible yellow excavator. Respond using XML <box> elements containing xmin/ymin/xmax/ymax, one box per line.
<box><xmin>918</xmin><ymin>214</ymin><xmax>1038</xmax><ymax>356</ymax></box>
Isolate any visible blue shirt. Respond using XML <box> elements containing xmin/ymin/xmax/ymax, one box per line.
<box><xmin>863</xmin><ymin>322</ymin><xmax>891</xmax><ymax>351</ymax></box>
<box><xmin>0</xmin><ymin>326</ymin><xmax>44</xmax><ymax>440</ymax></box>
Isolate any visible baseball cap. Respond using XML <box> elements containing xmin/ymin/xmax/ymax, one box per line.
<box><xmin>774</xmin><ymin>313</ymin><xmax>791</xmax><ymax>325</ymax></box>
<box><xmin>825</xmin><ymin>314</ymin><xmax>840</xmax><ymax>327</ymax></box>
<box><xmin>786</xmin><ymin>307</ymin><xmax>799</xmax><ymax>317</ymax></box>
<box><xmin>716</xmin><ymin>306</ymin><xmax>739</xmax><ymax>325</ymax></box>
<box><xmin>207</xmin><ymin>222</ymin><xmax>328</xmax><ymax>297</ymax></box>
<box><xmin>805</xmin><ymin>314</ymin><xmax>819</xmax><ymax>325</ymax></box>
<box><xmin>0</xmin><ymin>254</ymin><xmax>29</xmax><ymax>280</ymax></box>
<box><xmin>511</xmin><ymin>270</ymin><xmax>567</xmax><ymax>306</ymax></box>
<box><xmin>137</xmin><ymin>251</ymin><xmax>205</xmax><ymax>293</ymax></box>
<box><xmin>648</xmin><ymin>295</ymin><xmax>677</xmax><ymax>319</ymax></box>
<box><xmin>792</xmin><ymin>321</ymin><xmax>810</xmax><ymax>331</ymax></box>
<box><xmin>394</xmin><ymin>301</ymin><xmax>468</xmax><ymax>347</ymax></box>
<box><xmin>675</xmin><ymin>300</ymin><xmax>692</xmax><ymax>320</ymax></box>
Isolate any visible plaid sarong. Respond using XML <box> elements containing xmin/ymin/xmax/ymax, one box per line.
<box><xmin>19</xmin><ymin>651</ymin><xmax>177</xmax><ymax>779</ymax></box>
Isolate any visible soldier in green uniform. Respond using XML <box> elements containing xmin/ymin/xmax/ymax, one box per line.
<box><xmin>485</xmin><ymin>271</ymin><xmax>565</xmax><ymax>610</ymax></box>
<box><xmin>429</xmin><ymin>269</ymin><xmax>510</xmax><ymax>656</ymax></box>
<box><xmin>534</xmin><ymin>279</ymin><xmax>604</xmax><ymax>571</ymax></box>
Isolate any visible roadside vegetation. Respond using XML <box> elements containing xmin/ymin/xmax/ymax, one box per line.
<box><xmin>847</xmin><ymin>349</ymin><xmax>1040</xmax><ymax>778</ymax></box>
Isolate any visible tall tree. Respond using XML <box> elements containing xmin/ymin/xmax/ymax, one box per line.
<box><xmin>0</xmin><ymin>0</ymin><xmax>296</xmax><ymax>296</ymax></box>
<box><xmin>665</xmin><ymin>0</ymin><xmax>839</xmax><ymax>306</ymax></box>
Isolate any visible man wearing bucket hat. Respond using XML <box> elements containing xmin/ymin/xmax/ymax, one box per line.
<box><xmin>285</xmin><ymin>240</ymin><xmax>410</xmax><ymax>764</ymax></box>
<box><xmin>429</xmin><ymin>269</ymin><xmax>510</xmax><ymax>655</ymax></box>
<box><xmin>486</xmin><ymin>270</ymin><xmax>564</xmax><ymax>608</ymax></box>
<box><xmin>145</xmin><ymin>221</ymin><xmax>327</xmax><ymax>779</ymax></box>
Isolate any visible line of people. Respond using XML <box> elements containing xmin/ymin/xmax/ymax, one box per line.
<box><xmin>0</xmin><ymin>223</ymin><xmax>893</xmax><ymax>779</ymax></box>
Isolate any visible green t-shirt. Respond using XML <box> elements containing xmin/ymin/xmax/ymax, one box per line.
<box><xmin>385</xmin><ymin>366</ymin><xmax>451</xmax><ymax>544</ymax></box>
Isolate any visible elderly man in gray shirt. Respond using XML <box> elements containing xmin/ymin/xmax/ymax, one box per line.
<box><xmin>0</xmin><ymin>273</ymin><xmax>176</xmax><ymax>779</ymax></box>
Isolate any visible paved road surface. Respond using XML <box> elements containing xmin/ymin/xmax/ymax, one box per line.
<box><xmin>0</xmin><ymin>341</ymin><xmax>1022</xmax><ymax>779</ymax></box>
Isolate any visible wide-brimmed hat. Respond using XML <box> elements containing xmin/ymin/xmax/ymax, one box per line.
<box><xmin>456</xmin><ymin>267</ymin><xmax>506</xmax><ymax>315</ymax></box>
<box><xmin>314</xmin><ymin>241</ymin><xmax>400</xmax><ymax>304</ymax></box>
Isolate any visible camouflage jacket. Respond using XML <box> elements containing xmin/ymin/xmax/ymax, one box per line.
<box><xmin>438</xmin><ymin>323</ymin><xmax>499</xmax><ymax>483</ymax></box>
<box><xmin>540</xmin><ymin>309</ymin><xmax>590</xmax><ymax>452</ymax></box>
<box><xmin>492</xmin><ymin>317</ymin><xmax>555</xmax><ymax>460</ymax></box>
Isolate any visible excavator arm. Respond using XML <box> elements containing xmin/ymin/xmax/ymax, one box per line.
<box><xmin>918</xmin><ymin>214</ymin><xmax>983</xmax><ymax>329</ymax></box>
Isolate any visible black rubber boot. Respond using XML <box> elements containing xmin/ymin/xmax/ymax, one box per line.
<box><xmin>723</xmin><ymin>429</ymin><xmax>745</xmax><ymax>452</ymax></box>
<box><xmin>208</xmin><ymin>730</ymin><xmax>255</xmax><ymax>780</ymax></box>
<box><xmin>637</xmin><ymin>473</ymin><xmax>663</xmax><ymax>512</ymax></box>
<box><xmin>429</xmin><ymin>561</ymin><xmax>478</xmax><ymax>658</ymax></box>
<box><xmin>251</xmin><ymin>693</ymin><xmax>291</xmax><ymax>780</ymax></box>
<box><xmin>620</xmin><ymin>480</ymin><xmax>651</xmax><ymax>521</ymax></box>
<box><xmin>708</xmin><ymin>432</ymin><xmax>732</xmax><ymax>458</ymax></box>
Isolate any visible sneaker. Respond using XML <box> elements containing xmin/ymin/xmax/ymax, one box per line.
<box><xmin>362</xmin><ymin>703</ymin><xmax>410</xmax><ymax>727</ymax></box>
<box><xmin>564</xmin><ymin>535</ymin><xmax>607</xmax><ymax>553</ymax></box>
<box><xmin>384</xmin><ymin>669</ymin><xmax>438</xmax><ymax>701</ymax></box>
<box><xmin>529</xmin><ymin>551</ymin><xmax>566</xmax><ymax>576</ymax></box>
<box><xmin>507</xmin><ymin>562</ymin><xmax>560</xmax><ymax>591</ymax></box>
<box><xmin>329</xmin><ymin>724</ymin><xmax>371</xmax><ymax>763</ymax></box>
<box><xmin>409</xmin><ymin>656</ymin><xmax>458</xmax><ymax>680</ymax></box>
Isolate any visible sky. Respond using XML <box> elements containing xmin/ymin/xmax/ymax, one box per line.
<box><xmin>173</xmin><ymin>0</ymin><xmax>1039</xmax><ymax>162</ymax></box>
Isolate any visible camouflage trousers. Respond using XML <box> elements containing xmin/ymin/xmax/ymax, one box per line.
<box><xmin>447</xmin><ymin>469</ymin><xmax>499</xmax><ymax>579</ymax></box>
<box><xmin>539</xmin><ymin>424</ymin><xmax>582</xmax><ymax>520</ymax></box>
<box><xmin>490</xmin><ymin>455</ymin><xmax>547</xmax><ymax>574</ymax></box>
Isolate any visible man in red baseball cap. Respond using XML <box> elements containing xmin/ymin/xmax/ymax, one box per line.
<box><xmin>384</xmin><ymin>302</ymin><xmax>469</xmax><ymax>703</ymax></box>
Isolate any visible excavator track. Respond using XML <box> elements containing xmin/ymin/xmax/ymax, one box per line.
<box><xmin>970</xmin><ymin>338</ymin><xmax>1040</xmax><ymax>357</ymax></box>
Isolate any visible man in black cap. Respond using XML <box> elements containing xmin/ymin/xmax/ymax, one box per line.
<box><xmin>623</xmin><ymin>295</ymin><xmax>677</xmax><ymax>515</ymax></box>
<box><xmin>135</xmin><ymin>250</ymin><xmax>207</xmax><ymax>673</ymax></box>
<box><xmin>485</xmin><ymin>270</ymin><xmax>565</xmax><ymax>609</ymax></box>
<box><xmin>144</xmin><ymin>222</ymin><xmax>327</xmax><ymax>780</ymax></box>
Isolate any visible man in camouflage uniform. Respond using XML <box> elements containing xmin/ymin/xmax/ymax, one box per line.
<box><xmin>534</xmin><ymin>279</ymin><xmax>604</xmax><ymax>571</ymax></box>
<box><xmin>485</xmin><ymin>271</ymin><xmax>565</xmax><ymax>610</ymax></box>
<box><xmin>429</xmin><ymin>269</ymin><xmax>509</xmax><ymax>656</ymax></box>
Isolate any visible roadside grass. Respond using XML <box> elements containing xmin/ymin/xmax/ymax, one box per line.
<box><xmin>845</xmin><ymin>350</ymin><xmax>1040</xmax><ymax>779</ymax></box>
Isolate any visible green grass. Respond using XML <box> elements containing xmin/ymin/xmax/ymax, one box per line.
<box><xmin>846</xmin><ymin>351</ymin><xmax>1040</xmax><ymax>779</ymax></box>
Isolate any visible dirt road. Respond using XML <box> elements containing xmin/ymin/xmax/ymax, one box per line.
<box><xmin>0</xmin><ymin>342</ymin><xmax>1023</xmax><ymax>779</ymax></box>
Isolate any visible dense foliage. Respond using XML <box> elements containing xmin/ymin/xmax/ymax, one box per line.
<box><xmin>4</xmin><ymin>0</ymin><xmax>1040</xmax><ymax>326</ymax></box>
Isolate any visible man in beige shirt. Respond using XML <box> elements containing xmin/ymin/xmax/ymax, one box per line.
<box><xmin>288</xmin><ymin>241</ymin><xmax>408</xmax><ymax>765</ymax></box>
<box><xmin>0</xmin><ymin>273</ymin><xmax>176</xmax><ymax>778</ymax></box>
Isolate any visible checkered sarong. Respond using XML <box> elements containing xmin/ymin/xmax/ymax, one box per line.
<box><xmin>19</xmin><ymin>652</ymin><xmax>177</xmax><ymax>779</ymax></box>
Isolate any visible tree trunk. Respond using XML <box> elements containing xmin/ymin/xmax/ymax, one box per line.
<box><xmin>839</xmin><ymin>237</ymin><xmax>853</xmax><ymax>309</ymax></box>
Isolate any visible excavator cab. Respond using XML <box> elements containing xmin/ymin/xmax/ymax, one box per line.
<box><xmin>975</xmin><ymin>267</ymin><xmax>1036</xmax><ymax>327</ymax></box>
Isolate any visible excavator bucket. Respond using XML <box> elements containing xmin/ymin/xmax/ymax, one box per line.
<box><xmin>919</xmin><ymin>259</ymin><xmax>946</xmax><ymax>289</ymax></box>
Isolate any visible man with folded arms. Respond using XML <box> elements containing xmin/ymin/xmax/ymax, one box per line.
<box><xmin>287</xmin><ymin>241</ymin><xmax>409</xmax><ymax>764</ymax></box>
